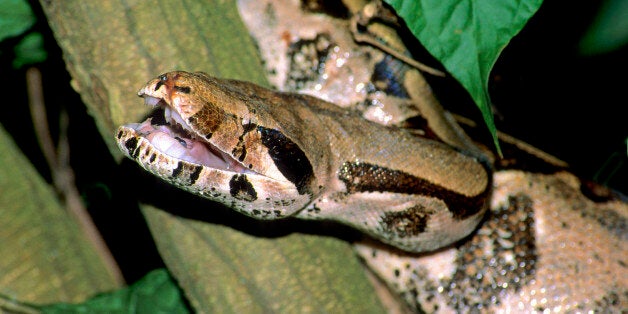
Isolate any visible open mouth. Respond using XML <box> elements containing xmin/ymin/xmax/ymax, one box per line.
<box><xmin>124</xmin><ymin>96</ymin><xmax>252</xmax><ymax>173</ymax></box>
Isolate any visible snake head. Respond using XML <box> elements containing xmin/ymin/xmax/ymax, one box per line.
<box><xmin>132</xmin><ymin>71</ymin><xmax>252</xmax><ymax>173</ymax></box>
<box><xmin>116</xmin><ymin>71</ymin><xmax>315</xmax><ymax>218</ymax></box>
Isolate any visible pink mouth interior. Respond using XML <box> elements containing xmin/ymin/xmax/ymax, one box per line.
<box><xmin>126</xmin><ymin>96</ymin><xmax>251</xmax><ymax>173</ymax></box>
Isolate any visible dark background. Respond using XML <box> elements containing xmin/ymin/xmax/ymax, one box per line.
<box><xmin>1</xmin><ymin>0</ymin><xmax>626</xmax><ymax>282</ymax></box>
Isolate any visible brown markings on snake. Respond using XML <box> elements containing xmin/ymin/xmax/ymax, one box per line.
<box><xmin>174</xmin><ymin>85</ymin><xmax>191</xmax><ymax>94</ymax></box>
<box><xmin>186</xmin><ymin>100</ymin><xmax>233</xmax><ymax>141</ymax></box>
<box><xmin>189</xmin><ymin>165</ymin><xmax>203</xmax><ymax>185</ymax></box>
<box><xmin>439</xmin><ymin>194</ymin><xmax>537</xmax><ymax>312</ymax></box>
<box><xmin>287</xmin><ymin>34</ymin><xmax>333</xmax><ymax>91</ymax></box>
<box><xmin>229</xmin><ymin>174</ymin><xmax>258</xmax><ymax>202</ymax></box>
<box><xmin>338</xmin><ymin>161</ymin><xmax>488</xmax><ymax>219</ymax></box>
<box><xmin>172</xmin><ymin>161</ymin><xmax>184</xmax><ymax>178</ymax></box>
<box><xmin>168</xmin><ymin>161</ymin><xmax>205</xmax><ymax>186</ymax></box>
<box><xmin>381</xmin><ymin>205</ymin><xmax>434</xmax><ymax>238</ymax></box>
<box><xmin>232</xmin><ymin>123</ymin><xmax>257</xmax><ymax>162</ymax></box>
<box><xmin>258</xmin><ymin>126</ymin><xmax>314</xmax><ymax>195</ymax></box>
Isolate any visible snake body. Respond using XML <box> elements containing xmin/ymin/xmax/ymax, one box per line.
<box><xmin>115</xmin><ymin>0</ymin><xmax>628</xmax><ymax>311</ymax></box>
<box><xmin>116</xmin><ymin>71</ymin><xmax>491</xmax><ymax>253</ymax></box>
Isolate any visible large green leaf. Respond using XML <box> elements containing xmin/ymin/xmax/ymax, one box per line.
<box><xmin>144</xmin><ymin>207</ymin><xmax>385</xmax><ymax>313</ymax></box>
<box><xmin>384</xmin><ymin>0</ymin><xmax>543</xmax><ymax>151</ymax></box>
<box><xmin>0</xmin><ymin>124</ymin><xmax>118</xmax><ymax>305</ymax></box>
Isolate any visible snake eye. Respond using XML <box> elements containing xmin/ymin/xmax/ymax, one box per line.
<box><xmin>154</xmin><ymin>74</ymin><xmax>169</xmax><ymax>91</ymax></box>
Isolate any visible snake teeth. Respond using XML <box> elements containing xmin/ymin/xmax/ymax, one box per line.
<box><xmin>135</xmin><ymin>89</ymin><xmax>255</xmax><ymax>174</ymax></box>
<box><xmin>143</xmin><ymin>95</ymin><xmax>162</xmax><ymax>107</ymax></box>
<box><xmin>163</xmin><ymin>107</ymin><xmax>191</xmax><ymax>134</ymax></box>
<box><xmin>125</xmin><ymin>111</ymin><xmax>253</xmax><ymax>174</ymax></box>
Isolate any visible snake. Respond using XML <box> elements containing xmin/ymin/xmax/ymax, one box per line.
<box><xmin>116</xmin><ymin>0</ymin><xmax>628</xmax><ymax>311</ymax></box>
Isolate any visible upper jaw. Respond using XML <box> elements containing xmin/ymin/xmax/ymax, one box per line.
<box><xmin>138</xmin><ymin>93</ymin><xmax>196</xmax><ymax>140</ymax></box>
<box><xmin>141</xmin><ymin>94</ymin><xmax>163</xmax><ymax>107</ymax></box>
<box><xmin>137</xmin><ymin>77</ymin><xmax>170</xmax><ymax>102</ymax></box>
<box><xmin>137</xmin><ymin>80</ymin><xmax>188</xmax><ymax>129</ymax></box>
<box><xmin>137</xmin><ymin>82</ymin><xmax>157</xmax><ymax>98</ymax></box>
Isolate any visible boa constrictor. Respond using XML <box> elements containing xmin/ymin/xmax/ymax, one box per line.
<box><xmin>116</xmin><ymin>71</ymin><xmax>491</xmax><ymax>253</ymax></box>
<box><xmin>117</xmin><ymin>1</ymin><xmax>627</xmax><ymax>312</ymax></box>
<box><xmin>116</xmin><ymin>70</ymin><xmax>627</xmax><ymax>312</ymax></box>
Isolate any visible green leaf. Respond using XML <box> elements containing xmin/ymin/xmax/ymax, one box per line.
<box><xmin>384</xmin><ymin>0</ymin><xmax>543</xmax><ymax>151</ymax></box>
<box><xmin>143</xmin><ymin>207</ymin><xmax>386</xmax><ymax>313</ymax></box>
<box><xmin>579</xmin><ymin>0</ymin><xmax>628</xmax><ymax>55</ymax></box>
<box><xmin>0</xmin><ymin>0</ymin><xmax>35</xmax><ymax>41</ymax></box>
<box><xmin>13</xmin><ymin>32</ymin><xmax>47</xmax><ymax>68</ymax></box>
<box><xmin>0</xmin><ymin>124</ymin><xmax>118</xmax><ymax>304</ymax></box>
<box><xmin>39</xmin><ymin>269</ymin><xmax>190</xmax><ymax>314</ymax></box>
